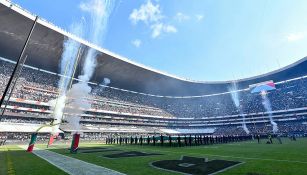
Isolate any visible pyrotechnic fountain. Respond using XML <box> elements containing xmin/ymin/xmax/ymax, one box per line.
<box><xmin>27</xmin><ymin>0</ymin><xmax>115</xmax><ymax>152</ymax></box>
<box><xmin>229</xmin><ymin>82</ymin><xmax>250</xmax><ymax>134</ymax></box>
<box><xmin>260</xmin><ymin>91</ymin><xmax>278</xmax><ymax>133</ymax></box>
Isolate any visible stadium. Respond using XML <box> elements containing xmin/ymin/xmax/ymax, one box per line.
<box><xmin>0</xmin><ymin>0</ymin><xmax>307</xmax><ymax>175</ymax></box>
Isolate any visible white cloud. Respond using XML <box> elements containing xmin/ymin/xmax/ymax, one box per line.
<box><xmin>164</xmin><ymin>25</ymin><xmax>177</xmax><ymax>33</ymax></box>
<box><xmin>129</xmin><ymin>0</ymin><xmax>177</xmax><ymax>39</ymax></box>
<box><xmin>129</xmin><ymin>0</ymin><xmax>162</xmax><ymax>24</ymax></box>
<box><xmin>131</xmin><ymin>39</ymin><xmax>142</xmax><ymax>47</ymax></box>
<box><xmin>286</xmin><ymin>33</ymin><xmax>305</xmax><ymax>42</ymax></box>
<box><xmin>151</xmin><ymin>23</ymin><xmax>163</xmax><ymax>38</ymax></box>
<box><xmin>79</xmin><ymin>0</ymin><xmax>106</xmax><ymax>16</ymax></box>
<box><xmin>195</xmin><ymin>14</ymin><xmax>204</xmax><ymax>21</ymax></box>
<box><xmin>151</xmin><ymin>23</ymin><xmax>177</xmax><ymax>38</ymax></box>
<box><xmin>175</xmin><ymin>12</ymin><xmax>190</xmax><ymax>22</ymax></box>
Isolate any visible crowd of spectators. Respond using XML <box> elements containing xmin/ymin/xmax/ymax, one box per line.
<box><xmin>0</xmin><ymin>132</ymin><xmax>49</xmax><ymax>142</ymax></box>
<box><xmin>0</xmin><ymin>58</ymin><xmax>306</xmax><ymax>137</ymax></box>
<box><xmin>0</xmin><ymin>59</ymin><xmax>171</xmax><ymax>117</ymax></box>
<box><xmin>214</xmin><ymin>121</ymin><xmax>307</xmax><ymax>136</ymax></box>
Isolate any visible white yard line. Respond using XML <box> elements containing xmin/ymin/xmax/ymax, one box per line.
<box><xmin>19</xmin><ymin>145</ymin><xmax>125</xmax><ymax>175</ymax></box>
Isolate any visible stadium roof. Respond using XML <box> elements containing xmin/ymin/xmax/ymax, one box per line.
<box><xmin>0</xmin><ymin>0</ymin><xmax>306</xmax><ymax>96</ymax></box>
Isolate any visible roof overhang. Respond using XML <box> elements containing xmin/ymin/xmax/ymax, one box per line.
<box><xmin>0</xmin><ymin>0</ymin><xmax>306</xmax><ymax>96</ymax></box>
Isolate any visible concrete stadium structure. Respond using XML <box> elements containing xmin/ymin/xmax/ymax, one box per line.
<box><xmin>0</xmin><ymin>0</ymin><xmax>306</xmax><ymax>96</ymax></box>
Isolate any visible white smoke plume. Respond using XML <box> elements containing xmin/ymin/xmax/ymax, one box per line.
<box><xmin>50</xmin><ymin>0</ymin><xmax>115</xmax><ymax>134</ymax></box>
<box><xmin>261</xmin><ymin>91</ymin><xmax>278</xmax><ymax>133</ymax></box>
<box><xmin>49</xmin><ymin>22</ymin><xmax>84</xmax><ymax>134</ymax></box>
<box><xmin>49</xmin><ymin>95</ymin><xmax>66</xmax><ymax>134</ymax></box>
<box><xmin>91</xmin><ymin>77</ymin><xmax>111</xmax><ymax>95</ymax></box>
<box><xmin>229</xmin><ymin>82</ymin><xmax>250</xmax><ymax>134</ymax></box>
<box><xmin>58</xmin><ymin>22</ymin><xmax>85</xmax><ymax>90</ymax></box>
<box><xmin>64</xmin><ymin>82</ymin><xmax>92</xmax><ymax>132</ymax></box>
<box><xmin>103</xmin><ymin>77</ymin><xmax>111</xmax><ymax>85</ymax></box>
<box><xmin>79</xmin><ymin>0</ymin><xmax>115</xmax><ymax>82</ymax></box>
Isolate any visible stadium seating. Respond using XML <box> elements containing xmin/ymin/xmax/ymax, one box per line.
<box><xmin>0</xmin><ymin>57</ymin><xmax>306</xmax><ymax>138</ymax></box>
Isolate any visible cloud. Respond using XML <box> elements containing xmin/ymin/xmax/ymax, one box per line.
<box><xmin>129</xmin><ymin>0</ymin><xmax>162</xmax><ymax>24</ymax></box>
<box><xmin>131</xmin><ymin>39</ymin><xmax>142</xmax><ymax>47</ymax></box>
<box><xmin>151</xmin><ymin>23</ymin><xmax>163</xmax><ymax>38</ymax></box>
<box><xmin>195</xmin><ymin>14</ymin><xmax>204</xmax><ymax>21</ymax></box>
<box><xmin>175</xmin><ymin>12</ymin><xmax>190</xmax><ymax>22</ymax></box>
<box><xmin>79</xmin><ymin>0</ymin><xmax>106</xmax><ymax>16</ymax></box>
<box><xmin>129</xmin><ymin>0</ymin><xmax>177</xmax><ymax>39</ymax></box>
<box><xmin>164</xmin><ymin>25</ymin><xmax>177</xmax><ymax>33</ymax></box>
<box><xmin>286</xmin><ymin>33</ymin><xmax>305</xmax><ymax>42</ymax></box>
<box><xmin>151</xmin><ymin>23</ymin><xmax>177</xmax><ymax>38</ymax></box>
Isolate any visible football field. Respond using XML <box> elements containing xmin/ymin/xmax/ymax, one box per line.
<box><xmin>1</xmin><ymin>138</ymin><xmax>307</xmax><ymax>175</ymax></box>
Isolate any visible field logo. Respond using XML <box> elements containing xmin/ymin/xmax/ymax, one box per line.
<box><xmin>151</xmin><ymin>156</ymin><xmax>242</xmax><ymax>175</ymax></box>
<box><xmin>104</xmin><ymin>151</ymin><xmax>162</xmax><ymax>158</ymax></box>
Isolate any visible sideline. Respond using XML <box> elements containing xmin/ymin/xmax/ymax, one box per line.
<box><xmin>19</xmin><ymin>145</ymin><xmax>125</xmax><ymax>175</ymax></box>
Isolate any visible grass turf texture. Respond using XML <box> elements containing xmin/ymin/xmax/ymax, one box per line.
<box><xmin>0</xmin><ymin>145</ymin><xmax>67</xmax><ymax>175</ymax></box>
<box><xmin>1</xmin><ymin>138</ymin><xmax>307</xmax><ymax>175</ymax></box>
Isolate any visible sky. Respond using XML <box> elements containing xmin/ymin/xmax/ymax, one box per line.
<box><xmin>11</xmin><ymin>0</ymin><xmax>307</xmax><ymax>81</ymax></box>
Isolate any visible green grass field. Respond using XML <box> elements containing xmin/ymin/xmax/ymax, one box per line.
<box><xmin>1</xmin><ymin>138</ymin><xmax>307</xmax><ymax>175</ymax></box>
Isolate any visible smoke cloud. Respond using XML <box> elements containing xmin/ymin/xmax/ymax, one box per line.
<box><xmin>50</xmin><ymin>0</ymin><xmax>115</xmax><ymax>134</ymax></box>
<box><xmin>79</xmin><ymin>0</ymin><xmax>115</xmax><ymax>82</ymax></box>
<box><xmin>58</xmin><ymin>22</ymin><xmax>85</xmax><ymax>91</ymax></box>
<box><xmin>103</xmin><ymin>77</ymin><xmax>111</xmax><ymax>85</ymax></box>
<box><xmin>261</xmin><ymin>91</ymin><xmax>278</xmax><ymax>133</ymax></box>
<box><xmin>49</xmin><ymin>21</ymin><xmax>85</xmax><ymax>134</ymax></box>
<box><xmin>229</xmin><ymin>82</ymin><xmax>250</xmax><ymax>134</ymax></box>
<box><xmin>64</xmin><ymin>82</ymin><xmax>92</xmax><ymax>132</ymax></box>
<box><xmin>49</xmin><ymin>95</ymin><xmax>66</xmax><ymax>134</ymax></box>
